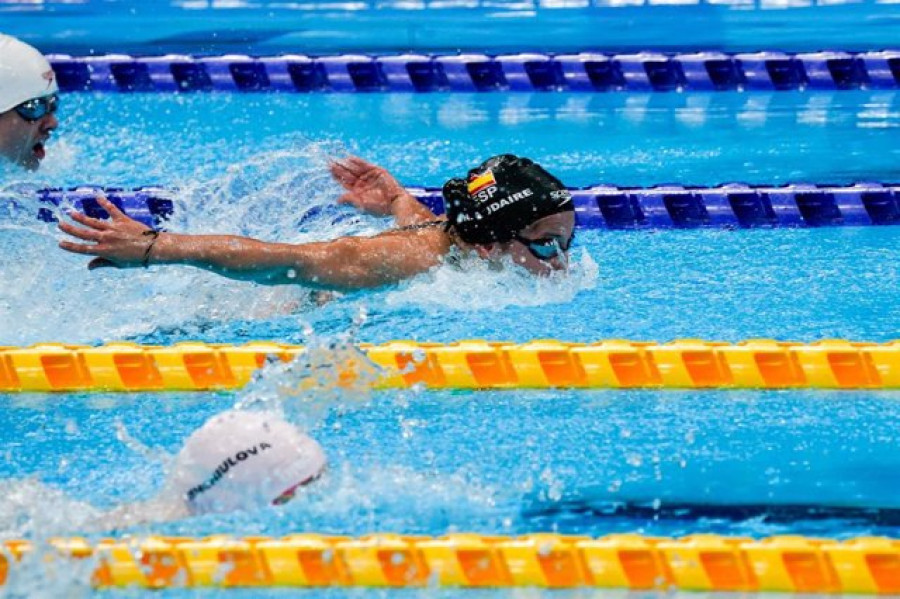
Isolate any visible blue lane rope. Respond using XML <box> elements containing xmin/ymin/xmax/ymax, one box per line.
<box><xmin>31</xmin><ymin>182</ymin><xmax>900</xmax><ymax>229</ymax></box>
<box><xmin>48</xmin><ymin>51</ymin><xmax>900</xmax><ymax>93</ymax></box>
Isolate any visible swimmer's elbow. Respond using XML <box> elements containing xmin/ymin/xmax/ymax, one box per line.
<box><xmin>283</xmin><ymin>238</ymin><xmax>374</xmax><ymax>289</ymax></box>
<box><xmin>312</xmin><ymin>237</ymin><xmax>426</xmax><ymax>290</ymax></box>
<box><xmin>285</xmin><ymin>235</ymin><xmax>437</xmax><ymax>290</ymax></box>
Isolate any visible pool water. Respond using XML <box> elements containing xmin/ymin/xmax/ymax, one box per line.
<box><xmin>1</xmin><ymin>50</ymin><xmax>900</xmax><ymax>599</ymax></box>
<box><xmin>3</xmin><ymin>92</ymin><xmax>899</xmax><ymax>346</ymax></box>
<box><xmin>20</xmin><ymin>92</ymin><xmax>900</xmax><ymax>188</ymax></box>
<box><xmin>4</xmin><ymin>0</ymin><xmax>900</xmax><ymax>55</ymax></box>
<box><xmin>6</xmin><ymin>385</ymin><xmax>900</xmax><ymax>538</ymax></box>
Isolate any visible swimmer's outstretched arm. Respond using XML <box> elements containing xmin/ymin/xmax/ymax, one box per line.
<box><xmin>59</xmin><ymin>197</ymin><xmax>451</xmax><ymax>290</ymax></box>
<box><xmin>330</xmin><ymin>156</ymin><xmax>437</xmax><ymax>227</ymax></box>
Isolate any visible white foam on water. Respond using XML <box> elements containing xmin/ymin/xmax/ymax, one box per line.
<box><xmin>0</xmin><ymin>141</ymin><xmax>382</xmax><ymax>345</ymax></box>
<box><xmin>0</xmin><ymin>549</ymin><xmax>97</xmax><ymax>599</ymax></box>
<box><xmin>236</xmin><ymin>313</ymin><xmax>382</xmax><ymax>428</ymax></box>
<box><xmin>0</xmin><ymin>480</ymin><xmax>106</xmax><ymax>596</ymax></box>
<box><xmin>2</xmin><ymin>136</ymin><xmax>603</xmax><ymax>344</ymax></box>
<box><xmin>0</xmin><ymin>479</ymin><xmax>101</xmax><ymax>540</ymax></box>
<box><xmin>282</xmin><ymin>462</ymin><xmax>507</xmax><ymax>534</ymax></box>
<box><xmin>385</xmin><ymin>247</ymin><xmax>599</xmax><ymax>312</ymax></box>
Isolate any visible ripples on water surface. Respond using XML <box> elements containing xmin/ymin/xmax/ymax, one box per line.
<box><xmin>14</xmin><ymin>92</ymin><xmax>900</xmax><ymax>187</ymax></box>
<box><xmin>1</xmin><ymin>92</ymin><xmax>899</xmax><ymax>596</ymax></box>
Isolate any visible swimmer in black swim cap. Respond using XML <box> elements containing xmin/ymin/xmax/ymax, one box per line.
<box><xmin>442</xmin><ymin>154</ymin><xmax>575</xmax><ymax>274</ymax></box>
<box><xmin>59</xmin><ymin>154</ymin><xmax>575</xmax><ymax>288</ymax></box>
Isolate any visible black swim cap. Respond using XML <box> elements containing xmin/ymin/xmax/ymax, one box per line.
<box><xmin>443</xmin><ymin>154</ymin><xmax>573</xmax><ymax>245</ymax></box>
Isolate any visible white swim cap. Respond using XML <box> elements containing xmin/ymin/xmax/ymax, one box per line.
<box><xmin>0</xmin><ymin>35</ymin><xmax>58</xmax><ymax>114</ymax></box>
<box><xmin>170</xmin><ymin>410</ymin><xmax>326</xmax><ymax>515</ymax></box>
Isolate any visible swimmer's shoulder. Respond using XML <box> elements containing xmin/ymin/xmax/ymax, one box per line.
<box><xmin>393</xmin><ymin>219</ymin><xmax>448</xmax><ymax>233</ymax></box>
<box><xmin>380</xmin><ymin>219</ymin><xmax>453</xmax><ymax>251</ymax></box>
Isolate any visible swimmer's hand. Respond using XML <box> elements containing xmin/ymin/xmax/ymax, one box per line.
<box><xmin>330</xmin><ymin>155</ymin><xmax>413</xmax><ymax>217</ymax></box>
<box><xmin>330</xmin><ymin>155</ymin><xmax>439</xmax><ymax>227</ymax></box>
<box><xmin>58</xmin><ymin>196</ymin><xmax>156</xmax><ymax>270</ymax></box>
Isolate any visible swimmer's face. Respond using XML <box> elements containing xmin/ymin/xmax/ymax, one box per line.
<box><xmin>0</xmin><ymin>99</ymin><xmax>58</xmax><ymax>171</ymax></box>
<box><xmin>477</xmin><ymin>211</ymin><xmax>576</xmax><ymax>275</ymax></box>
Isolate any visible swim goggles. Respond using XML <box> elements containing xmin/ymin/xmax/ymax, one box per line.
<box><xmin>513</xmin><ymin>230</ymin><xmax>575</xmax><ymax>261</ymax></box>
<box><xmin>271</xmin><ymin>470</ymin><xmax>323</xmax><ymax>506</ymax></box>
<box><xmin>14</xmin><ymin>93</ymin><xmax>59</xmax><ymax>122</ymax></box>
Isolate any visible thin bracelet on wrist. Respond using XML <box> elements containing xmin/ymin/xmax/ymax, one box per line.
<box><xmin>141</xmin><ymin>230</ymin><xmax>160</xmax><ymax>268</ymax></box>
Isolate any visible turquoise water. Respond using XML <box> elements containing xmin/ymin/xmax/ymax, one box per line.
<box><xmin>5</xmin><ymin>388</ymin><xmax>900</xmax><ymax>538</ymax></box>
<box><xmin>5</xmin><ymin>1</ymin><xmax>899</xmax><ymax>54</ymax></box>
<box><xmin>2</xmin><ymin>93</ymin><xmax>899</xmax><ymax>346</ymax></box>
<box><xmin>1</xmin><ymin>87</ymin><xmax>900</xmax><ymax>594</ymax></box>
<box><xmin>18</xmin><ymin>92</ymin><xmax>900</xmax><ymax>188</ymax></box>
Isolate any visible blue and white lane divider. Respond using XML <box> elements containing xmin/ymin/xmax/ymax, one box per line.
<box><xmin>31</xmin><ymin>182</ymin><xmax>900</xmax><ymax>229</ymax></box>
<box><xmin>48</xmin><ymin>51</ymin><xmax>900</xmax><ymax>93</ymax></box>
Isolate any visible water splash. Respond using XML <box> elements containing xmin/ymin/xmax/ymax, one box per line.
<box><xmin>0</xmin><ymin>480</ymin><xmax>112</xmax><ymax>594</ymax></box>
<box><xmin>114</xmin><ymin>419</ymin><xmax>174</xmax><ymax>471</ymax></box>
<box><xmin>1</xmin><ymin>546</ymin><xmax>97</xmax><ymax>599</ymax></box>
<box><xmin>0</xmin><ymin>478</ymin><xmax>179</xmax><ymax>597</ymax></box>
<box><xmin>385</xmin><ymin>247</ymin><xmax>599</xmax><ymax>312</ymax></box>
<box><xmin>236</xmin><ymin>311</ymin><xmax>382</xmax><ymax>429</ymax></box>
<box><xmin>165</xmin><ymin>138</ymin><xmax>370</xmax><ymax>240</ymax></box>
<box><xmin>280</xmin><ymin>463</ymin><xmax>507</xmax><ymax>536</ymax></box>
<box><xmin>0</xmin><ymin>141</ymin><xmax>375</xmax><ymax>346</ymax></box>
<box><xmin>0</xmin><ymin>479</ymin><xmax>101</xmax><ymax>540</ymax></box>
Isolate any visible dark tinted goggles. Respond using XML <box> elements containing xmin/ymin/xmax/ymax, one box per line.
<box><xmin>513</xmin><ymin>229</ymin><xmax>575</xmax><ymax>261</ymax></box>
<box><xmin>14</xmin><ymin>93</ymin><xmax>59</xmax><ymax>122</ymax></box>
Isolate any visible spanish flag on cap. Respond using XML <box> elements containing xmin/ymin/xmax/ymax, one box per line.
<box><xmin>467</xmin><ymin>170</ymin><xmax>496</xmax><ymax>195</ymax></box>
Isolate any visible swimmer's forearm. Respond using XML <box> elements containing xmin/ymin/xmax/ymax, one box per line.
<box><xmin>392</xmin><ymin>192</ymin><xmax>438</xmax><ymax>226</ymax></box>
<box><xmin>149</xmin><ymin>233</ymin><xmax>337</xmax><ymax>287</ymax></box>
<box><xmin>148</xmin><ymin>232</ymin><xmax>439</xmax><ymax>290</ymax></box>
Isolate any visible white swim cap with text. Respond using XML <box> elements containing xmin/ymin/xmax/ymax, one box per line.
<box><xmin>170</xmin><ymin>410</ymin><xmax>326</xmax><ymax>515</ymax></box>
<box><xmin>0</xmin><ymin>35</ymin><xmax>58</xmax><ymax>114</ymax></box>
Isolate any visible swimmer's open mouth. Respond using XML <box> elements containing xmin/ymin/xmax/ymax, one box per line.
<box><xmin>32</xmin><ymin>142</ymin><xmax>45</xmax><ymax>160</ymax></box>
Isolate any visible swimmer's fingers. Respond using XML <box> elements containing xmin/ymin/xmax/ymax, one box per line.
<box><xmin>343</xmin><ymin>156</ymin><xmax>378</xmax><ymax>173</ymax></box>
<box><xmin>96</xmin><ymin>196</ymin><xmax>131</xmax><ymax>223</ymax></box>
<box><xmin>67</xmin><ymin>210</ymin><xmax>110</xmax><ymax>231</ymax></box>
<box><xmin>346</xmin><ymin>157</ymin><xmax>387</xmax><ymax>185</ymax></box>
<box><xmin>58</xmin><ymin>239</ymin><xmax>100</xmax><ymax>255</ymax></box>
<box><xmin>58</xmin><ymin>240</ymin><xmax>124</xmax><ymax>269</ymax></box>
<box><xmin>329</xmin><ymin>158</ymin><xmax>357</xmax><ymax>183</ymax></box>
<box><xmin>58</xmin><ymin>220</ymin><xmax>104</xmax><ymax>243</ymax></box>
<box><xmin>331</xmin><ymin>156</ymin><xmax>378</xmax><ymax>183</ymax></box>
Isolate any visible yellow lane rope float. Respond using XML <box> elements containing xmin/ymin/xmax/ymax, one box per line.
<box><xmin>4</xmin><ymin>533</ymin><xmax>900</xmax><ymax>592</ymax></box>
<box><xmin>1</xmin><ymin>339</ymin><xmax>898</xmax><ymax>392</ymax></box>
